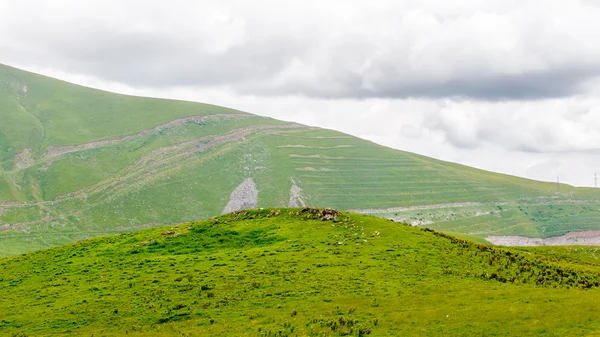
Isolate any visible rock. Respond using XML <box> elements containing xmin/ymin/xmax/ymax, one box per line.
<box><xmin>222</xmin><ymin>178</ymin><xmax>259</xmax><ymax>214</ymax></box>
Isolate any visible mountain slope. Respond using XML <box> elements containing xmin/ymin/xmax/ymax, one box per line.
<box><xmin>1</xmin><ymin>209</ymin><xmax>600</xmax><ymax>336</ymax></box>
<box><xmin>1</xmin><ymin>64</ymin><xmax>600</xmax><ymax>256</ymax></box>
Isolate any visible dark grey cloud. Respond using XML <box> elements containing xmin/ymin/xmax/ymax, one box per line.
<box><xmin>365</xmin><ymin>68</ymin><xmax>598</xmax><ymax>100</ymax></box>
<box><xmin>6</xmin><ymin>21</ymin><xmax>303</xmax><ymax>88</ymax></box>
<box><xmin>263</xmin><ymin>67</ymin><xmax>597</xmax><ymax>100</ymax></box>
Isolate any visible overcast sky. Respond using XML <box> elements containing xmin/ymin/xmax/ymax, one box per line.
<box><xmin>2</xmin><ymin>0</ymin><xmax>600</xmax><ymax>187</ymax></box>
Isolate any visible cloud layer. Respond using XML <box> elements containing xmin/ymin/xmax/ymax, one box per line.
<box><xmin>1</xmin><ymin>0</ymin><xmax>599</xmax><ymax>186</ymax></box>
<box><xmin>3</xmin><ymin>0</ymin><xmax>600</xmax><ymax>99</ymax></box>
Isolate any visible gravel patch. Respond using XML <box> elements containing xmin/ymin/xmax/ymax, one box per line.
<box><xmin>13</xmin><ymin>148</ymin><xmax>34</xmax><ymax>170</ymax></box>
<box><xmin>222</xmin><ymin>178</ymin><xmax>259</xmax><ymax>214</ymax></box>
<box><xmin>288</xmin><ymin>178</ymin><xmax>306</xmax><ymax>207</ymax></box>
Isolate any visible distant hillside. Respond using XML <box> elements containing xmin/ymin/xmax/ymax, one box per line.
<box><xmin>1</xmin><ymin>64</ymin><xmax>600</xmax><ymax>257</ymax></box>
<box><xmin>1</xmin><ymin>209</ymin><xmax>600</xmax><ymax>336</ymax></box>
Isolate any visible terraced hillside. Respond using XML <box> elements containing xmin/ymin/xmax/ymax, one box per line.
<box><xmin>2</xmin><ymin>209</ymin><xmax>600</xmax><ymax>336</ymax></box>
<box><xmin>1</xmin><ymin>64</ymin><xmax>600</xmax><ymax>256</ymax></box>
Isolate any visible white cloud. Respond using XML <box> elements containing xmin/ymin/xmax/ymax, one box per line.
<box><xmin>1</xmin><ymin>0</ymin><xmax>599</xmax><ymax>186</ymax></box>
<box><xmin>3</xmin><ymin>0</ymin><xmax>600</xmax><ymax>98</ymax></box>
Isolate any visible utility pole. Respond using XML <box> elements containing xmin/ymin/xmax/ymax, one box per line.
<box><xmin>595</xmin><ymin>173</ymin><xmax>598</xmax><ymax>188</ymax></box>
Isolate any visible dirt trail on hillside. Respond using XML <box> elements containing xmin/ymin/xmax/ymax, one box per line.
<box><xmin>0</xmin><ymin>122</ymin><xmax>309</xmax><ymax>228</ymax></box>
<box><xmin>81</xmin><ymin>123</ymin><xmax>306</xmax><ymax>202</ymax></box>
<box><xmin>8</xmin><ymin>114</ymin><xmax>250</xmax><ymax>172</ymax></box>
<box><xmin>350</xmin><ymin>199</ymin><xmax>600</xmax><ymax>214</ymax></box>
<box><xmin>349</xmin><ymin>202</ymin><xmax>514</xmax><ymax>214</ymax></box>
<box><xmin>487</xmin><ymin>231</ymin><xmax>600</xmax><ymax>246</ymax></box>
<box><xmin>31</xmin><ymin>123</ymin><xmax>304</xmax><ymax>211</ymax></box>
<box><xmin>0</xmin><ymin>216</ymin><xmax>52</xmax><ymax>233</ymax></box>
<box><xmin>277</xmin><ymin>145</ymin><xmax>354</xmax><ymax>149</ymax></box>
<box><xmin>289</xmin><ymin>154</ymin><xmax>345</xmax><ymax>159</ymax></box>
<box><xmin>44</xmin><ymin>114</ymin><xmax>250</xmax><ymax>159</ymax></box>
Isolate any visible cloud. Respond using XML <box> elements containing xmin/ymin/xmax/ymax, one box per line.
<box><xmin>420</xmin><ymin>98</ymin><xmax>600</xmax><ymax>153</ymax></box>
<box><xmin>1</xmin><ymin>0</ymin><xmax>600</xmax><ymax>187</ymax></box>
<box><xmin>2</xmin><ymin>0</ymin><xmax>600</xmax><ymax>100</ymax></box>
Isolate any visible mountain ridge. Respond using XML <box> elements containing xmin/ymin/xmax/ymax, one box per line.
<box><xmin>1</xmin><ymin>63</ymin><xmax>600</xmax><ymax>257</ymax></box>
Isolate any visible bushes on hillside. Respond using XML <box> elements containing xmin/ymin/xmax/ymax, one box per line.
<box><xmin>426</xmin><ymin>229</ymin><xmax>600</xmax><ymax>289</ymax></box>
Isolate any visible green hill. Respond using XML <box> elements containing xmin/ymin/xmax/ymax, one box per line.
<box><xmin>1</xmin><ymin>209</ymin><xmax>600</xmax><ymax>336</ymax></box>
<box><xmin>1</xmin><ymin>64</ymin><xmax>600</xmax><ymax>257</ymax></box>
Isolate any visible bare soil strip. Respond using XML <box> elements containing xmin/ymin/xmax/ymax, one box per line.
<box><xmin>350</xmin><ymin>199</ymin><xmax>600</xmax><ymax>214</ymax></box>
<box><xmin>487</xmin><ymin>231</ymin><xmax>600</xmax><ymax>246</ymax></box>
<box><xmin>8</xmin><ymin>114</ymin><xmax>250</xmax><ymax>172</ymax></box>
<box><xmin>349</xmin><ymin>202</ymin><xmax>512</xmax><ymax>214</ymax></box>
<box><xmin>44</xmin><ymin>114</ymin><xmax>250</xmax><ymax>160</ymax></box>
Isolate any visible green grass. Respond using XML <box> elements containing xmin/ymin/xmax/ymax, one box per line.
<box><xmin>403</xmin><ymin>203</ymin><xmax>600</xmax><ymax>239</ymax></box>
<box><xmin>0</xmin><ymin>65</ymin><xmax>245</xmax><ymax>148</ymax></box>
<box><xmin>2</xmin><ymin>209</ymin><xmax>600</xmax><ymax>336</ymax></box>
<box><xmin>514</xmin><ymin>246</ymin><xmax>600</xmax><ymax>268</ymax></box>
<box><xmin>1</xmin><ymin>63</ymin><xmax>600</xmax><ymax>258</ymax></box>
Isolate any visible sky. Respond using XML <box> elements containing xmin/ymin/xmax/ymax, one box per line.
<box><xmin>1</xmin><ymin>0</ymin><xmax>600</xmax><ymax>187</ymax></box>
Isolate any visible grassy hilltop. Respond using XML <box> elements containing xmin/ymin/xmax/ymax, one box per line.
<box><xmin>1</xmin><ymin>64</ymin><xmax>600</xmax><ymax>256</ymax></box>
<box><xmin>2</xmin><ymin>209</ymin><xmax>600</xmax><ymax>336</ymax></box>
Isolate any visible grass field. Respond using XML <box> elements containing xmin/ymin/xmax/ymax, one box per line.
<box><xmin>372</xmin><ymin>202</ymin><xmax>600</xmax><ymax>239</ymax></box>
<box><xmin>2</xmin><ymin>209</ymin><xmax>600</xmax><ymax>336</ymax></box>
<box><xmin>1</xmin><ymin>63</ymin><xmax>600</xmax><ymax>257</ymax></box>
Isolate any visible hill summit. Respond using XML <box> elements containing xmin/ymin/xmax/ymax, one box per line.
<box><xmin>2</xmin><ymin>209</ymin><xmax>600</xmax><ymax>336</ymax></box>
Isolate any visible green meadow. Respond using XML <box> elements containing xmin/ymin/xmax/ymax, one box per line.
<box><xmin>2</xmin><ymin>209</ymin><xmax>600</xmax><ymax>336</ymax></box>
<box><xmin>2</xmin><ymin>64</ymin><xmax>600</xmax><ymax>336</ymax></box>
